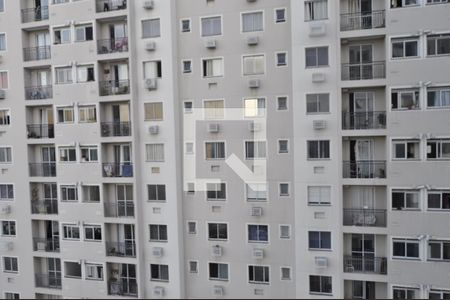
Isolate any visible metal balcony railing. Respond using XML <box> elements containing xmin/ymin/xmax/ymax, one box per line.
<box><xmin>31</xmin><ymin>200</ymin><xmax>58</xmax><ymax>215</ymax></box>
<box><xmin>105</xmin><ymin>241</ymin><xmax>136</xmax><ymax>258</ymax></box>
<box><xmin>29</xmin><ymin>163</ymin><xmax>56</xmax><ymax>177</ymax></box>
<box><xmin>96</xmin><ymin>0</ymin><xmax>128</xmax><ymax>13</ymax></box>
<box><xmin>344</xmin><ymin>255</ymin><xmax>387</xmax><ymax>275</ymax></box>
<box><xmin>33</xmin><ymin>237</ymin><xmax>60</xmax><ymax>252</ymax></box>
<box><xmin>343</xmin><ymin>209</ymin><xmax>387</xmax><ymax>227</ymax></box>
<box><xmin>341</xmin><ymin>61</ymin><xmax>386</xmax><ymax>81</ymax></box>
<box><xmin>23</xmin><ymin>46</ymin><xmax>51</xmax><ymax>61</ymax></box>
<box><xmin>25</xmin><ymin>85</ymin><xmax>53</xmax><ymax>100</ymax></box>
<box><xmin>108</xmin><ymin>279</ymin><xmax>138</xmax><ymax>297</ymax></box>
<box><xmin>35</xmin><ymin>274</ymin><xmax>62</xmax><ymax>289</ymax></box>
<box><xmin>102</xmin><ymin>163</ymin><xmax>133</xmax><ymax>178</ymax></box>
<box><xmin>97</xmin><ymin>38</ymin><xmax>129</xmax><ymax>54</ymax></box>
<box><xmin>340</xmin><ymin>10</ymin><xmax>386</xmax><ymax>31</ymax></box>
<box><xmin>100</xmin><ymin>122</ymin><xmax>131</xmax><ymax>137</ymax></box>
<box><xmin>104</xmin><ymin>202</ymin><xmax>135</xmax><ymax>218</ymax></box>
<box><xmin>343</xmin><ymin>161</ymin><xmax>386</xmax><ymax>179</ymax></box>
<box><xmin>21</xmin><ymin>6</ymin><xmax>49</xmax><ymax>23</ymax></box>
<box><xmin>27</xmin><ymin>124</ymin><xmax>55</xmax><ymax>139</ymax></box>
<box><xmin>342</xmin><ymin>111</ymin><xmax>386</xmax><ymax>130</ymax></box>
<box><xmin>99</xmin><ymin>80</ymin><xmax>130</xmax><ymax>96</ymax></box>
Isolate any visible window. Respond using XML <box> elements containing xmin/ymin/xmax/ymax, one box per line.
<box><xmin>208</xmin><ymin>223</ymin><xmax>227</xmax><ymax>240</ymax></box>
<box><xmin>244</xmin><ymin>98</ymin><xmax>265</xmax><ymax>117</ymax></box>
<box><xmin>427</xmin><ymin>0</ymin><xmax>449</xmax><ymax>3</ymax></box>
<box><xmin>4</xmin><ymin>293</ymin><xmax>20</xmax><ymax>300</ymax></box>
<box><xmin>392</xmin><ymin>238</ymin><xmax>420</xmax><ymax>259</ymax></box>
<box><xmin>84</xmin><ymin>225</ymin><xmax>102</xmax><ymax>241</ymax></box>
<box><xmin>1</xmin><ymin>221</ymin><xmax>15</xmax><ymax>236</ymax></box>
<box><xmin>55</xmin><ymin>67</ymin><xmax>73</xmax><ymax>84</ymax></box>
<box><xmin>280</xmin><ymin>225</ymin><xmax>291</xmax><ymax>239</ymax></box>
<box><xmin>85</xmin><ymin>264</ymin><xmax>103</xmax><ymax>281</ymax></box>
<box><xmin>143</xmin><ymin>60</ymin><xmax>162</xmax><ymax>79</ymax></box>
<box><xmin>304</xmin><ymin>0</ymin><xmax>328</xmax><ymax>21</ymax></box>
<box><xmin>427</xmin><ymin>34</ymin><xmax>450</xmax><ymax>56</ymax></box>
<box><xmin>276</xmin><ymin>52</ymin><xmax>287</xmax><ymax>66</ymax></box>
<box><xmin>80</xmin><ymin>146</ymin><xmax>98</xmax><ymax>162</ymax></box>
<box><xmin>0</xmin><ymin>110</ymin><xmax>10</xmax><ymax>125</ymax></box>
<box><xmin>277</xmin><ymin>96</ymin><xmax>288</xmax><ymax>111</ymax></box>
<box><xmin>150</xmin><ymin>264</ymin><xmax>169</xmax><ymax>282</ymax></box>
<box><xmin>391</xmin><ymin>89</ymin><xmax>420</xmax><ymax>110</ymax></box>
<box><xmin>206</xmin><ymin>183</ymin><xmax>226</xmax><ymax>201</ymax></box>
<box><xmin>0</xmin><ymin>0</ymin><xmax>3</xmax><ymax>12</ymax></box>
<box><xmin>146</xmin><ymin>144</ymin><xmax>165</xmax><ymax>162</ymax></box>
<box><xmin>242</xmin><ymin>11</ymin><xmax>263</xmax><ymax>33</ymax></box>
<box><xmin>188</xmin><ymin>261</ymin><xmax>198</xmax><ymax>273</ymax></box>
<box><xmin>248</xmin><ymin>265</ymin><xmax>269</xmax><ymax>284</ymax></box>
<box><xmin>201</xmin><ymin>16</ymin><xmax>222</xmax><ymax>36</ymax></box>
<box><xmin>279</xmin><ymin>183</ymin><xmax>290</xmax><ymax>196</ymax></box>
<box><xmin>392</xmin><ymin>287</ymin><xmax>418</xmax><ymax>299</ymax></box>
<box><xmin>427</xmin><ymin>139</ymin><xmax>450</xmax><ymax>160</ymax></box>
<box><xmin>307</xmin><ymin>140</ymin><xmax>330</xmax><ymax>159</ymax></box>
<box><xmin>184</xmin><ymin>101</ymin><xmax>193</xmax><ymax>113</ymax></box>
<box><xmin>392</xmin><ymin>140</ymin><xmax>420</xmax><ymax>160</ymax></box>
<box><xmin>428</xmin><ymin>240</ymin><xmax>450</xmax><ymax>261</ymax></box>
<box><xmin>278</xmin><ymin>140</ymin><xmax>289</xmax><ymax>154</ymax></box>
<box><xmin>306</xmin><ymin>93</ymin><xmax>330</xmax><ymax>114</ymax></box>
<box><xmin>142</xmin><ymin>19</ymin><xmax>161</xmax><ymax>38</ymax></box>
<box><xmin>243</xmin><ymin>55</ymin><xmax>265</xmax><ymax>75</ymax></box>
<box><xmin>275</xmin><ymin>8</ymin><xmax>286</xmax><ymax>23</ymax></box>
<box><xmin>428</xmin><ymin>87</ymin><xmax>450</xmax><ymax>108</ymax></box>
<box><xmin>309</xmin><ymin>275</ymin><xmax>332</xmax><ymax>295</ymax></box>
<box><xmin>202</xmin><ymin>58</ymin><xmax>223</xmax><ymax>77</ymax></box>
<box><xmin>187</xmin><ymin>221</ymin><xmax>197</xmax><ymax>234</ymax></box>
<box><xmin>63</xmin><ymin>224</ymin><xmax>80</xmax><ymax>240</ymax></box>
<box><xmin>0</xmin><ymin>71</ymin><xmax>8</xmax><ymax>89</ymax></box>
<box><xmin>77</xmin><ymin>65</ymin><xmax>95</xmax><ymax>82</ymax></box>
<box><xmin>148</xmin><ymin>184</ymin><xmax>166</xmax><ymax>202</ymax></box>
<box><xmin>392</xmin><ymin>38</ymin><xmax>419</xmax><ymax>59</ymax></box>
<box><xmin>248</xmin><ymin>224</ymin><xmax>269</xmax><ymax>243</ymax></box>
<box><xmin>205</xmin><ymin>142</ymin><xmax>225</xmax><ymax>160</ymax></box>
<box><xmin>0</xmin><ymin>147</ymin><xmax>11</xmax><ymax>163</ymax></box>
<box><xmin>391</xmin><ymin>0</ymin><xmax>419</xmax><ymax>7</ymax></box>
<box><xmin>61</xmin><ymin>185</ymin><xmax>78</xmax><ymax>202</ymax></box>
<box><xmin>204</xmin><ymin>99</ymin><xmax>224</xmax><ymax>119</ymax></box>
<box><xmin>309</xmin><ymin>231</ymin><xmax>331</xmax><ymax>250</ymax></box>
<box><xmin>144</xmin><ymin>102</ymin><xmax>163</xmax><ymax>121</ymax></box>
<box><xmin>429</xmin><ymin>290</ymin><xmax>450</xmax><ymax>300</ymax></box>
<box><xmin>78</xmin><ymin>106</ymin><xmax>96</xmax><ymax>123</ymax></box>
<box><xmin>0</xmin><ymin>33</ymin><xmax>5</xmax><ymax>51</ymax></box>
<box><xmin>3</xmin><ymin>257</ymin><xmax>18</xmax><ymax>273</ymax></box>
<box><xmin>82</xmin><ymin>185</ymin><xmax>100</xmax><ymax>203</ymax></box>
<box><xmin>59</xmin><ymin>147</ymin><xmax>76</xmax><ymax>162</ymax></box>
<box><xmin>0</xmin><ymin>184</ymin><xmax>13</xmax><ymax>201</ymax></box>
<box><xmin>308</xmin><ymin>186</ymin><xmax>331</xmax><ymax>205</ymax></box>
<box><xmin>245</xmin><ymin>141</ymin><xmax>267</xmax><ymax>159</ymax></box>
<box><xmin>182</xmin><ymin>60</ymin><xmax>192</xmax><ymax>74</ymax></box>
<box><xmin>392</xmin><ymin>190</ymin><xmax>420</xmax><ymax>210</ymax></box>
<box><xmin>246</xmin><ymin>183</ymin><xmax>267</xmax><ymax>202</ymax></box>
<box><xmin>428</xmin><ymin>190</ymin><xmax>450</xmax><ymax>210</ymax></box>
<box><xmin>149</xmin><ymin>224</ymin><xmax>168</xmax><ymax>242</ymax></box>
<box><xmin>209</xmin><ymin>263</ymin><xmax>229</xmax><ymax>281</ymax></box>
<box><xmin>75</xmin><ymin>24</ymin><xmax>93</xmax><ymax>42</ymax></box>
<box><xmin>181</xmin><ymin>19</ymin><xmax>191</xmax><ymax>33</ymax></box>
<box><xmin>57</xmin><ymin>107</ymin><xmax>74</xmax><ymax>123</ymax></box>
<box><xmin>305</xmin><ymin>47</ymin><xmax>328</xmax><ymax>68</ymax></box>
<box><xmin>54</xmin><ymin>27</ymin><xmax>71</xmax><ymax>44</ymax></box>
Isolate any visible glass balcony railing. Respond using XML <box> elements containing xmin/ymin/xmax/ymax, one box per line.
<box><xmin>344</xmin><ymin>255</ymin><xmax>387</xmax><ymax>275</ymax></box>
<box><xmin>341</xmin><ymin>61</ymin><xmax>386</xmax><ymax>81</ymax></box>
<box><xmin>343</xmin><ymin>161</ymin><xmax>386</xmax><ymax>179</ymax></box>
<box><xmin>342</xmin><ymin>111</ymin><xmax>386</xmax><ymax>130</ymax></box>
<box><xmin>343</xmin><ymin>209</ymin><xmax>387</xmax><ymax>227</ymax></box>
<box><xmin>21</xmin><ymin>6</ymin><xmax>49</xmax><ymax>23</ymax></box>
<box><xmin>340</xmin><ymin>10</ymin><xmax>386</xmax><ymax>31</ymax></box>
<box><xmin>102</xmin><ymin>163</ymin><xmax>133</xmax><ymax>178</ymax></box>
<box><xmin>97</xmin><ymin>38</ymin><xmax>129</xmax><ymax>54</ymax></box>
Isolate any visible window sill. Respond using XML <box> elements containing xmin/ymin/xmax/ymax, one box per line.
<box><xmin>310</xmin><ymin>292</ymin><xmax>333</xmax><ymax>296</ymax></box>
<box><xmin>149</xmin><ymin>240</ymin><xmax>168</xmax><ymax>243</ymax></box>
<box><xmin>391</xmin><ymin>257</ymin><xmax>421</xmax><ymax>261</ymax></box>
<box><xmin>249</xmin><ymin>281</ymin><xmax>270</xmax><ymax>285</ymax></box>
<box><xmin>308</xmin><ymin>248</ymin><xmax>332</xmax><ymax>252</ymax></box>
<box><xmin>150</xmin><ymin>279</ymin><xmax>169</xmax><ymax>283</ymax></box>
<box><xmin>209</xmin><ymin>278</ymin><xmax>229</xmax><ymax>282</ymax></box>
<box><xmin>248</xmin><ymin>240</ymin><xmax>269</xmax><ymax>244</ymax></box>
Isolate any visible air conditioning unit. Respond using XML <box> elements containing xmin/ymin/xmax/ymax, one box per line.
<box><xmin>37</xmin><ymin>242</ymin><xmax>47</xmax><ymax>251</ymax></box>
<box><xmin>315</xmin><ymin>256</ymin><xmax>328</xmax><ymax>269</ymax></box>
<box><xmin>252</xmin><ymin>248</ymin><xmax>264</xmax><ymax>259</ymax></box>
<box><xmin>145</xmin><ymin>78</ymin><xmax>157</xmax><ymax>90</ymax></box>
<box><xmin>309</xmin><ymin>22</ymin><xmax>327</xmax><ymax>37</ymax></box>
<box><xmin>149</xmin><ymin>125</ymin><xmax>159</xmax><ymax>135</ymax></box>
<box><xmin>213</xmin><ymin>286</ymin><xmax>224</xmax><ymax>297</ymax></box>
<box><xmin>145</xmin><ymin>41</ymin><xmax>156</xmax><ymax>51</ymax></box>
<box><xmin>153</xmin><ymin>286</ymin><xmax>164</xmax><ymax>298</ymax></box>
<box><xmin>1</xmin><ymin>205</ymin><xmax>11</xmax><ymax>215</ymax></box>
<box><xmin>251</xmin><ymin>207</ymin><xmax>263</xmax><ymax>217</ymax></box>
<box><xmin>211</xmin><ymin>245</ymin><xmax>222</xmax><ymax>257</ymax></box>
<box><xmin>152</xmin><ymin>247</ymin><xmax>163</xmax><ymax>257</ymax></box>
<box><xmin>0</xmin><ymin>242</ymin><xmax>13</xmax><ymax>251</ymax></box>
<box><xmin>248</xmin><ymin>79</ymin><xmax>260</xmax><ymax>88</ymax></box>
<box><xmin>312</xmin><ymin>72</ymin><xmax>326</xmax><ymax>83</ymax></box>
<box><xmin>0</xmin><ymin>89</ymin><xmax>5</xmax><ymax>100</ymax></box>
<box><xmin>247</xmin><ymin>36</ymin><xmax>259</xmax><ymax>46</ymax></box>
<box><xmin>207</xmin><ymin>123</ymin><xmax>220</xmax><ymax>133</ymax></box>
<box><xmin>205</xmin><ymin>39</ymin><xmax>217</xmax><ymax>49</ymax></box>
<box><xmin>143</xmin><ymin>0</ymin><xmax>154</xmax><ymax>9</ymax></box>
<box><xmin>248</xmin><ymin>122</ymin><xmax>261</xmax><ymax>132</ymax></box>
<box><xmin>313</xmin><ymin>120</ymin><xmax>327</xmax><ymax>130</ymax></box>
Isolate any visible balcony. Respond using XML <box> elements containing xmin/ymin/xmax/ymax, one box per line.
<box><xmin>23</xmin><ymin>46</ymin><xmax>51</xmax><ymax>62</ymax></box>
<box><xmin>101</xmin><ymin>122</ymin><xmax>131</xmax><ymax>137</ymax></box>
<box><xmin>104</xmin><ymin>202</ymin><xmax>135</xmax><ymax>218</ymax></box>
<box><xmin>342</xmin><ymin>61</ymin><xmax>385</xmax><ymax>81</ymax></box>
<box><xmin>344</xmin><ymin>255</ymin><xmax>387</xmax><ymax>275</ymax></box>
<box><xmin>340</xmin><ymin>10</ymin><xmax>385</xmax><ymax>31</ymax></box>
<box><xmin>21</xmin><ymin>6</ymin><xmax>49</xmax><ymax>23</ymax></box>
<box><xmin>99</xmin><ymin>80</ymin><xmax>130</xmax><ymax>96</ymax></box>
<box><xmin>29</xmin><ymin>163</ymin><xmax>56</xmax><ymax>177</ymax></box>
<box><xmin>35</xmin><ymin>274</ymin><xmax>62</xmax><ymax>289</ymax></box>
<box><xmin>98</xmin><ymin>38</ymin><xmax>129</xmax><ymax>54</ymax></box>
<box><xmin>27</xmin><ymin>125</ymin><xmax>54</xmax><ymax>139</ymax></box>
<box><xmin>102</xmin><ymin>163</ymin><xmax>133</xmax><ymax>178</ymax></box>
<box><xmin>31</xmin><ymin>200</ymin><xmax>58</xmax><ymax>215</ymax></box>
<box><xmin>343</xmin><ymin>161</ymin><xmax>386</xmax><ymax>179</ymax></box>
<box><xmin>96</xmin><ymin>0</ymin><xmax>128</xmax><ymax>13</ymax></box>
<box><xmin>105</xmin><ymin>241</ymin><xmax>136</xmax><ymax>258</ymax></box>
<box><xmin>25</xmin><ymin>85</ymin><xmax>53</xmax><ymax>100</ymax></box>
<box><xmin>33</xmin><ymin>238</ymin><xmax>60</xmax><ymax>253</ymax></box>
<box><xmin>343</xmin><ymin>209</ymin><xmax>386</xmax><ymax>227</ymax></box>
<box><xmin>342</xmin><ymin>111</ymin><xmax>386</xmax><ymax>130</ymax></box>
<box><xmin>108</xmin><ymin>279</ymin><xmax>137</xmax><ymax>297</ymax></box>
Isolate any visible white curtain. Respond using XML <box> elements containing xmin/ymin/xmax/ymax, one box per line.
<box><xmin>441</xmin><ymin>90</ymin><xmax>450</xmax><ymax>107</ymax></box>
<box><xmin>305</xmin><ymin>0</ymin><xmax>328</xmax><ymax>20</ymax></box>
<box><xmin>242</xmin><ymin>12</ymin><xmax>263</xmax><ymax>32</ymax></box>
<box><xmin>202</xmin><ymin>17</ymin><xmax>221</xmax><ymax>36</ymax></box>
<box><xmin>348</xmin><ymin>0</ymin><xmax>361</xmax><ymax>13</ymax></box>
<box><xmin>243</xmin><ymin>56</ymin><xmax>264</xmax><ymax>75</ymax></box>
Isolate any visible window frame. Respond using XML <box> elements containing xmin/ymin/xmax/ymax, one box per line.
<box><xmin>248</xmin><ymin>265</ymin><xmax>270</xmax><ymax>284</ymax></box>
<box><xmin>427</xmin><ymin>33</ymin><xmax>450</xmax><ymax>57</ymax></box>
<box><xmin>2</xmin><ymin>256</ymin><xmax>18</xmax><ymax>273</ymax></box>
<box><xmin>62</xmin><ymin>223</ymin><xmax>80</xmax><ymax>240</ymax></box>
<box><xmin>205</xmin><ymin>141</ymin><xmax>226</xmax><ymax>160</ymax></box>
<box><xmin>147</xmin><ymin>184</ymin><xmax>166</xmax><ymax>202</ymax></box>
<box><xmin>200</xmin><ymin>15</ymin><xmax>223</xmax><ymax>37</ymax></box>
<box><xmin>242</xmin><ymin>54</ymin><xmax>266</xmax><ymax>76</ymax></box>
<box><xmin>208</xmin><ymin>262</ymin><xmax>229</xmax><ymax>281</ymax></box>
<box><xmin>150</xmin><ymin>264</ymin><xmax>169</xmax><ymax>282</ymax></box>
<box><xmin>305</xmin><ymin>46</ymin><xmax>329</xmax><ymax>68</ymax></box>
<box><xmin>308</xmin><ymin>186</ymin><xmax>331</xmax><ymax>206</ymax></box>
<box><xmin>391</xmin><ymin>37</ymin><xmax>420</xmax><ymax>59</ymax></box>
<box><xmin>142</xmin><ymin>18</ymin><xmax>161</xmax><ymax>39</ymax></box>
<box><xmin>149</xmin><ymin>224</ymin><xmax>168</xmax><ymax>242</ymax></box>
<box><xmin>144</xmin><ymin>102</ymin><xmax>164</xmax><ymax>121</ymax></box>
<box><xmin>274</xmin><ymin>8</ymin><xmax>287</xmax><ymax>23</ymax></box>
<box><xmin>247</xmin><ymin>224</ymin><xmax>269</xmax><ymax>243</ymax></box>
<box><xmin>80</xmin><ymin>146</ymin><xmax>98</xmax><ymax>163</ymax></box>
<box><xmin>246</xmin><ymin>183</ymin><xmax>268</xmax><ymax>202</ymax></box>
<box><xmin>241</xmin><ymin>10</ymin><xmax>264</xmax><ymax>33</ymax></box>
<box><xmin>83</xmin><ymin>224</ymin><xmax>102</xmax><ymax>242</ymax></box>
<box><xmin>392</xmin><ymin>139</ymin><xmax>421</xmax><ymax>160</ymax></box>
<box><xmin>307</xmin><ymin>140</ymin><xmax>330</xmax><ymax>160</ymax></box>
<box><xmin>245</xmin><ymin>140</ymin><xmax>267</xmax><ymax>160</ymax></box>
<box><xmin>391</xmin><ymin>189</ymin><xmax>420</xmax><ymax>211</ymax></box>
<box><xmin>56</xmin><ymin>106</ymin><xmax>74</xmax><ymax>123</ymax></box>
<box><xmin>1</xmin><ymin>220</ymin><xmax>16</xmax><ymax>237</ymax></box>
<box><xmin>207</xmin><ymin>222</ymin><xmax>228</xmax><ymax>241</ymax></box>
<box><xmin>308</xmin><ymin>231</ymin><xmax>332</xmax><ymax>250</ymax></box>
<box><xmin>392</xmin><ymin>238</ymin><xmax>420</xmax><ymax>259</ymax></box>
<box><xmin>391</xmin><ymin>88</ymin><xmax>420</xmax><ymax>110</ymax></box>
<box><xmin>309</xmin><ymin>275</ymin><xmax>332</xmax><ymax>295</ymax></box>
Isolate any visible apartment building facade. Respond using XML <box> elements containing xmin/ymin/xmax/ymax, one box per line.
<box><xmin>0</xmin><ymin>0</ymin><xmax>449</xmax><ymax>299</ymax></box>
